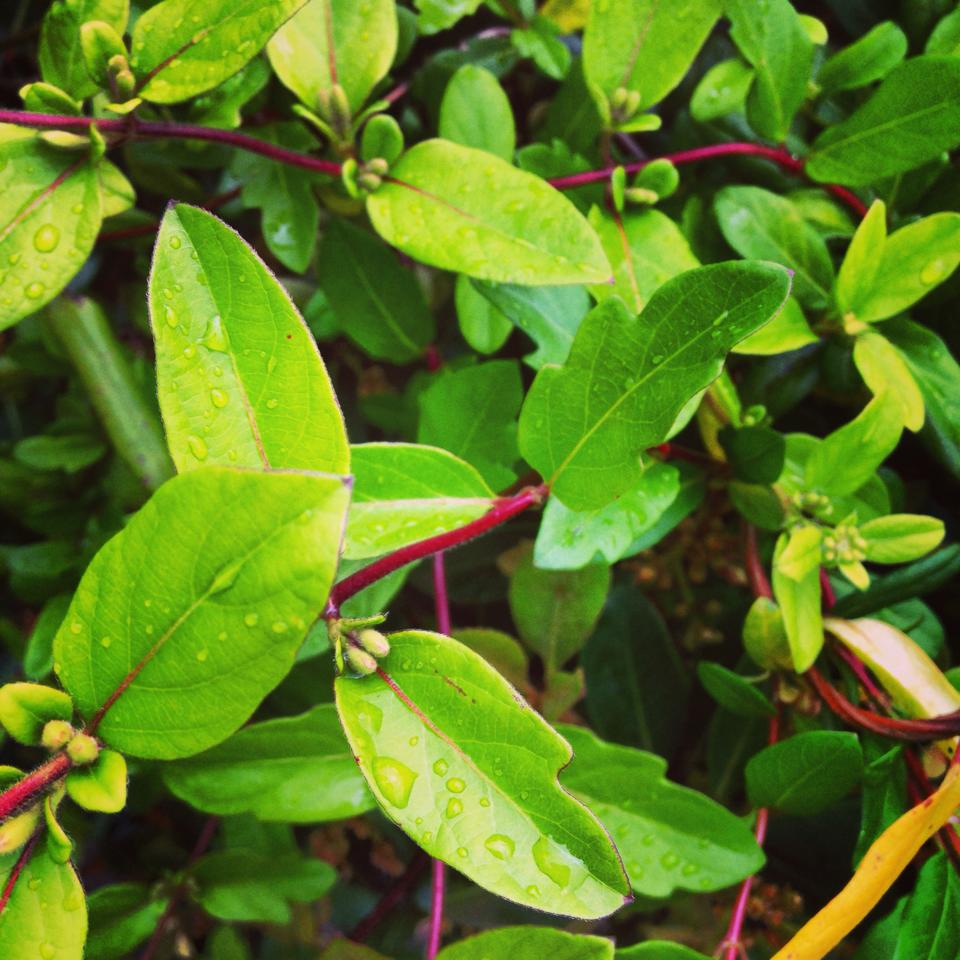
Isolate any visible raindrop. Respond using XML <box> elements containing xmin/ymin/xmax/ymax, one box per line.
<box><xmin>34</xmin><ymin>224</ymin><xmax>60</xmax><ymax>253</ymax></box>
<box><xmin>446</xmin><ymin>778</ymin><xmax>465</xmax><ymax>794</ymax></box>
<box><xmin>266</xmin><ymin>398</ymin><xmax>279</xmax><ymax>409</ymax></box>
<box><xmin>70</xmin><ymin>622</ymin><xmax>82</xmax><ymax>635</ymax></box>
<box><xmin>445</xmin><ymin>798</ymin><xmax>463</xmax><ymax>819</ymax></box>
<box><xmin>681</xmin><ymin>863</ymin><xmax>699</xmax><ymax>876</ymax></box>
<box><xmin>164</xmin><ymin>305</ymin><xmax>178</xmax><ymax>328</ymax></box>
<box><xmin>187</xmin><ymin>435</ymin><xmax>208</xmax><ymax>461</ymax></box>
<box><xmin>920</xmin><ymin>259</ymin><xmax>948</xmax><ymax>285</ymax></box>
<box><xmin>25</xmin><ymin>281</ymin><xmax>45</xmax><ymax>300</ymax></box>
<box><xmin>271</xmin><ymin>621</ymin><xmax>288</xmax><ymax>634</ymax></box>
<box><xmin>183</xmin><ymin>345</ymin><xmax>196</xmax><ymax>358</ymax></box>
<box><xmin>201</xmin><ymin>314</ymin><xmax>228</xmax><ymax>352</ymax></box>
<box><xmin>484</xmin><ymin>834</ymin><xmax>515</xmax><ymax>860</ymax></box>
<box><xmin>99</xmin><ymin>637</ymin><xmax>111</xmax><ymax>649</ymax></box>
<box><xmin>432</xmin><ymin>758</ymin><xmax>449</xmax><ymax>776</ymax></box>
<box><xmin>526</xmin><ymin>885</ymin><xmax>540</xmax><ymax>898</ymax></box>
<box><xmin>27</xmin><ymin>877</ymin><xmax>41</xmax><ymax>891</ymax></box>
<box><xmin>660</xmin><ymin>852</ymin><xmax>680</xmax><ymax>869</ymax></box>
<box><xmin>244</xmin><ymin>612</ymin><xmax>259</xmax><ymax>627</ymax></box>
<box><xmin>8</xmin><ymin>253</ymin><xmax>20</xmax><ymax>265</ymax></box>
<box><xmin>408</xmin><ymin>736</ymin><xmax>419</xmax><ymax>746</ymax></box>
<box><xmin>196</xmin><ymin>649</ymin><xmax>209</xmax><ymax>662</ymax></box>
<box><xmin>651</xmin><ymin>354</ymin><xmax>664</xmax><ymax>365</ymax></box>
<box><xmin>641</xmin><ymin>834</ymin><xmax>655</xmax><ymax>846</ymax></box>
<box><xmin>532</xmin><ymin>836</ymin><xmax>571</xmax><ymax>887</ymax></box>
<box><xmin>169</xmin><ymin>235</ymin><xmax>182</xmax><ymax>249</ymax></box>
<box><xmin>457</xmin><ymin>847</ymin><xmax>468</xmax><ymax>858</ymax></box>
<box><xmin>372</xmin><ymin>756</ymin><xmax>417</xmax><ymax>808</ymax></box>
<box><xmin>479</xmin><ymin>797</ymin><xmax>491</xmax><ymax>808</ymax></box>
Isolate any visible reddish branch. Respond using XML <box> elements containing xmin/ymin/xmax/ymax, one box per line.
<box><xmin>0</xmin><ymin>752</ymin><xmax>71</xmax><ymax>825</ymax></box>
<box><xmin>0</xmin><ymin>831</ymin><xmax>41</xmax><ymax>917</ymax></box>
<box><xmin>744</xmin><ymin>523</ymin><xmax>773</xmax><ymax>601</ymax></box>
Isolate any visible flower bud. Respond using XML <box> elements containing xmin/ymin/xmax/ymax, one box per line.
<box><xmin>365</xmin><ymin>157</ymin><xmax>390</xmax><ymax>177</ymax></box>
<box><xmin>66</xmin><ymin>732</ymin><xmax>100</xmax><ymax>766</ymax></box>
<box><xmin>356</xmin><ymin>628</ymin><xmax>390</xmax><ymax>659</ymax></box>
<box><xmin>42</xmin><ymin>720</ymin><xmax>75</xmax><ymax>751</ymax></box>
<box><xmin>345</xmin><ymin>645</ymin><xmax>378</xmax><ymax>676</ymax></box>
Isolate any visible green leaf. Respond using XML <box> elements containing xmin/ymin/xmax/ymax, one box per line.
<box><xmin>24</xmin><ymin>595</ymin><xmax>70</xmax><ymax>681</ymax></box>
<box><xmin>697</xmin><ymin>663</ymin><xmax>776</xmax><ymax>719</ymax></box>
<box><xmin>807</xmin><ymin>57</ymin><xmax>960</xmax><ymax>187</ymax></box>
<box><xmin>232</xmin><ymin>123</ymin><xmax>322</xmax><ymax>273</ymax></box>
<box><xmin>746</xmin><ymin>731</ymin><xmax>863</xmax><ymax>815</ymax></box>
<box><xmin>189</xmin><ymin>59</ymin><xmax>271</xmax><ymax>129</ymax></box>
<box><xmin>0</xmin><ymin>682</ymin><xmax>72</xmax><ymax>745</ymax></box>
<box><xmin>892</xmin><ymin>851</ymin><xmax>960</xmax><ymax>960</ymax></box>
<box><xmin>39</xmin><ymin>0</ymin><xmax>129</xmax><ymax>100</ymax></box>
<box><xmin>719</xmin><ymin>425</ymin><xmax>786</xmax><ymax>485</ymax></box>
<box><xmin>560</xmin><ymin>725</ymin><xmax>765</xmax><ymax>897</ymax></box>
<box><xmin>836</xmin><ymin>199</ymin><xmax>887</xmax><ymax>317</ymax></box>
<box><xmin>856</xmin><ymin>744</ymin><xmax>907</xmax><ymax>865</ymax></box>
<box><xmin>534</xmin><ymin>462</ymin><xmax>680</xmax><ymax>570</ymax></box>
<box><xmin>0</xmin><ymin>842</ymin><xmax>87</xmax><ymax>959</ymax></box>
<box><xmin>853</xmin><ymin>332</ymin><xmax>924</xmax><ymax>432</ymax></box>
<box><xmin>267</xmin><ymin>0</ymin><xmax>398</xmax><ymax>113</ymax></box>
<box><xmin>860</xmin><ymin>515</ymin><xmax>945</xmax><ymax>564</ymax></box>
<box><xmin>587</xmin><ymin>207</ymin><xmax>700</xmax><ymax>314</ymax></box>
<box><xmin>519</xmin><ymin>263</ymin><xmax>792</xmax><ymax>510</ymax></box>
<box><xmin>455</xmin><ymin>275</ymin><xmax>512</xmax><ymax>354</ymax></box>
<box><xmin>191</xmin><ymin>849</ymin><xmax>335</xmax><ymax>923</ymax></box>
<box><xmin>512</xmin><ymin>17</ymin><xmax>572</xmax><ymax>81</ymax></box>
<box><xmin>439</xmin><ymin>65</ymin><xmax>516</xmax><ymax>161</ymax></box>
<box><xmin>715</xmin><ymin>186</ymin><xmax>834</xmax><ymax>309</ymax></box>
<box><xmin>417</xmin><ymin>360</ymin><xmax>522</xmax><ymax>490</ymax></box>
<box><xmin>817</xmin><ymin>21</ymin><xmax>907</xmax><ymax>94</ymax></box>
<box><xmin>366</xmin><ymin>139</ymin><xmax>611</xmax><ymax>285</ymax></box>
<box><xmin>453</xmin><ymin>628</ymin><xmax>529</xmax><ymax>691</ymax></box>
<box><xmin>849</xmin><ymin>213</ymin><xmax>960</xmax><ymax>323</ymax></box>
<box><xmin>346</xmin><ymin>442</ymin><xmax>494</xmax><ymax>560</ymax></box>
<box><xmin>772</xmin><ymin>530</ymin><xmax>823</xmax><ymax>672</ymax></box>
<box><xmin>335</xmin><ymin>630</ymin><xmax>630</xmax><ymax>919</ymax></box>
<box><xmin>690</xmin><ymin>58</ymin><xmax>754</xmax><ymax>122</ymax></box>
<box><xmin>472</xmin><ymin>280</ymin><xmax>590</xmax><ymax>368</ymax></box>
<box><xmin>583</xmin><ymin>0</ymin><xmax>721</xmax><ymax>115</ymax></box>
<box><xmin>87</xmin><ymin>884</ymin><xmax>167</xmax><ymax>960</ymax></box>
<box><xmin>53</xmin><ymin>467</ymin><xmax>350</xmax><ymax>759</ymax></box>
<box><xmin>65</xmin><ymin>749</ymin><xmax>127</xmax><ymax>813</ymax></box>
<box><xmin>438</xmin><ymin>926</ymin><xmax>613</xmax><ymax>960</ymax></box>
<box><xmin>726</xmin><ymin>0</ymin><xmax>814</xmax><ymax>141</ymax></box>
<box><xmin>318</xmin><ymin>217</ymin><xmax>435</xmax><ymax>363</ymax></box>
<box><xmin>150</xmin><ymin>203</ymin><xmax>349</xmax><ymax>475</ymax></box>
<box><xmin>583</xmin><ymin>586</ymin><xmax>689</xmax><ymax>759</ymax></box>
<box><xmin>0</xmin><ymin>128</ymin><xmax>102</xmax><ymax>332</ymax></box>
<box><xmin>805</xmin><ymin>392</ymin><xmax>904</xmax><ymax>497</ymax></box>
<box><xmin>508</xmin><ymin>549</ymin><xmax>610</xmax><ymax>673</ymax></box>
<box><xmin>617</xmin><ymin>945</ymin><xmax>711</xmax><ymax>960</ymax></box>
<box><xmin>732</xmin><ymin>296</ymin><xmax>816</xmax><ymax>356</ymax></box>
<box><xmin>743</xmin><ymin>596</ymin><xmax>792</xmax><ymax>671</ymax></box>
<box><xmin>13</xmin><ymin>434</ymin><xmax>106</xmax><ymax>474</ymax></box>
<box><xmin>131</xmin><ymin>0</ymin><xmax>308</xmax><ymax>104</ymax></box>
<box><xmin>928</xmin><ymin>7</ymin><xmax>960</xmax><ymax>56</ymax></box>
<box><xmin>415</xmin><ymin>0</ymin><xmax>484</xmax><ymax>34</ymax></box>
<box><xmin>164</xmin><ymin>704</ymin><xmax>374</xmax><ymax>822</ymax></box>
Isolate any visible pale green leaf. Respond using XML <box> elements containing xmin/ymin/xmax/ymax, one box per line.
<box><xmin>518</xmin><ymin>263</ymin><xmax>791</xmax><ymax>510</ymax></box>
<box><xmin>366</xmin><ymin>139</ymin><xmax>611</xmax><ymax>285</ymax></box>
<box><xmin>560</xmin><ymin>725</ymin><xmax>765</xmax><ymax>897</ymax></box>
<box><xmin>836</xmin><ymin>199</ymin><xmax>887</xmax><ymax>316</ymax></box>
<box><xmin>335</xmin><ymin>630</ymin><xmax>630</xmax><ymax>919</ymax></box>
<box><xmin>0</xmin><ymin>127</ymin><xmax>102</xmax><ymax>332</ymax></box>
<box><xmin>690</xmin><ymin>58</ymin><xmax>754</xmax><ymax>122</ymax></box>
<box><xmin>150</xmin><ymin>203</ymin><xmax>349</xmax><ymax>476</ymax></box>
<box><xmin>455</xmin><ymin>275</ymin><xmax>512</xmax><ymax>354</ymax></box>
<box><xmin>732</xmin><ymin>297</ymin><xmax>816</xmax><ymax>355</ymax></box>
<box><xmin>415</xmin><ymin>0</ymin><xmax>483</xmax><ymax>34</ymax></box>
<box><xmin>439</xmin><ymin>65</ymin><xmax>516</xmax><ymax>161</ymax></box>
<box><xmin>772</xmin><ymin>531</ymin><xmax>823</xmax><ymax>672</ymax></box>
<box><xmin>163</xmin><ymin>704</ymin><xmax>375</xmax><ymax>822</ymax></box>
<box><xmin>853</xmin><ymin>332</ymin><xmax>925</xmax><ymax>432</ymax></box>
<box><xmin>860</xmin><ymin>515</ymin><xmax>945</xmax><ymax>565</ymax></box>
<box><xmin>131</xmin><ymin>0</ymin><xmax>307</xmax><ymax>103</ymax></box>
<box><xmin>53</xmin><ymin>467</ymin><xmax>350</xmax><ymax>759</ymax></box>
<box><xmin>268</xmin><ymin>0</ymin><xmax>398</xmax><ymax>113</ymax></box>
<box><xmin>438</xmin><ymin>927</ymin><xmax>613</xmax><ymax>960</ymax></box>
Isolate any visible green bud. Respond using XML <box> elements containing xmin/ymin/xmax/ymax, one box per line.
<box><xmin>345</xmin><ymin>645</ymin><xmax>378</xmax><ymax>676</ymax></box>
<box><xmin>610</xmin><ymin>86</ymin><xmax>630</xmax><ymax>109</ymax></box>
<box><xmin>66</xmin><ymin>732</ymin><xmax>100</xmax><ymax>766</ymax></box>
<box><xmin>318</xmin><ymin>83</ymin><xmax>352</xmax><ymax>141</ymax></box>
<box><xmin>365</xmin><ymin>157</ymin><xmax>390</xmax><ymax>177</ymax></box>
<box><xmin>624</xmin><ymin>187</ymin><xmax>659</xmax><ymax>205</ymax></box>
<box><xmin>357</xmin><ymin>628</ymin><xmax>390</xmax><ymax>658</ymax></box>
<box><xmin>42</xmin><ymin>720</ymin><xmax>75</xmax><ymax>750</ymax></box>
<box><xmin>625</xmin><ymin>90</ymin><xmax>641</xmax><ymax>116</ymax></box>
<box><xmin>356</xmin><ymin>172</ymin><xmax>383</xmax><ymax>193</ymax></box>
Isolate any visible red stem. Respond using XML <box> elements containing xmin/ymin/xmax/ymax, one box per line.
<box><xmin>0</xmin><ymin>831</ymin><xmax>41</xmax><ymax>917</ymax></box>
<box><xmin>328</xmin><ymin>486</ymin><xmax>547</xmax><ymax>613</ymax></box>
<box><xmin>744</xmin><ymin>524</ymin><xmax>773</xmax><ymax>601</ymax></box>
<box><xmin>0</xmin><ymin>753</ymin><xmax>72</xmax><ymax>825</ymax></box>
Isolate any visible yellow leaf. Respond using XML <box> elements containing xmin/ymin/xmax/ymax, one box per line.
<box><xmin>772</xmin><ymin>764</ymin><xmax>960</xmax><ymax>959</ymax></box>
<box><xmin>541</xmin><ymin>0</ymin><xmax>591</xmax><ymax>31</ymax></box>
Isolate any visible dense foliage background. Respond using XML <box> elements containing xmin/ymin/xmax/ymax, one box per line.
<box><xmin>2</xmin><ymin>1</ymin><xmax>960</xmax><ymax>959</ymax></box>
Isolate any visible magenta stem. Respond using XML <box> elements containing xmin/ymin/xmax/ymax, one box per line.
<box><xmin>0</xmin><ymin>752</ymin><xmax>72</xmax><ymax>825</ymax></box>
<box><xmin>432</xmin><ymin>553</ymin><xmax>452</xmax><ymax>636</ymax></box>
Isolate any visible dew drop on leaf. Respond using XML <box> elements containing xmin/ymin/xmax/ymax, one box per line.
<box><xmin>164</xmin><ymin>305</ymin><xmax>178</xmax><ymax>328</ymax></box>
<box><xmin>40</xmin><ymin>944</ymin><xmax>55</xmax><ymax>960</ymax></box>
<box><xmin>70</xmin><ymin>622</ymin><xmax>82</xmax><ymax>635</ymax></box>
<box><xmin>33</xmin><ymin>224</ymin><xmax>60</xmax><ymax>253</ymax></box>
<box><xmin>526</xmin><ymin>884</ymin><xmax>540</xmax><ymax>897</ymax></box>
<box><xmin>27</xmin><ymin>876</ymin><xmax>40</xmax><ymax>891</ymax></box>
<box><xmin>196</xmin><ymin>649</ymin><xmax>209</xmax><ymax>662</ymax></box>
<box><xmin>446</xmin><ymin>798</ymin><xmax>463</xmax><ymax>818</ymax></box>
<box><xmin>372</xmin><ymin>756</ymin><xmax>417</xmax><ymax>808</ymax></box>
<box><xmin>660</xmin><ymin>851</ymin><xmax>680</xmax><ymax>869</ymax></box>
<box><xmin>532</xmin><ymin>836</ymin><xmax>571</xmax><ymax>887</ymax></box>
<box><xmin>210</xmin><ymin>389</ymin><xmax>228</xmax><ymax>409</ymax></box>
<box><xmin>244</xmin><ymin>612</ymin><xmax>259</xmax><ymax>627</ymax></box>
<box><xmin>408</xmin><ymin>736</ymin><xmax>419</xmax><ymax>746</ymax></box>
<box><xmin>432</xmin><ymin>758</ymin><xmax>449</xmax><ymax>776</ymax></box>
<box><xmin>99</xmin><ymin>637</ymin><xmax>111</xmax><ymax>649</ymax></box>
<box><xmin>479</xmin><ymin>797</ymin><xmax>491</xmax><ymax>808</ymax></box>
<box><xmin>920</xmin><ymin>259</ymin><xmax>948</xmax><ymax>284</ymax></box>
<box><xmin>457</xmin><ymin>847</ymin><xmax>468</xmax><ymax>858</ymax></box>
<box><xmin>25</xmin><ymin>281</ymin><xmax>45</xmax><ymax>300</ymax></box>
<box><xmin>484</xmin><ymin>834</ymin><xmax>515</xmax><ymax>860</ymax></box>
<box><xmin>169</xmin><ymin>235</ymin><xmax>182</xmax><ymax>249</ymax></box>
<box><xmin>186</xmin><ymin>435</ymin><xmax>208</xmax><ymax>461</ymax></box>
<box><xmin>201</xmin><ymin>315</ymin><xmax>228</xmax><ymax>352</ymax></box>
<box><xmin>446</xmin><ymin>777</ymin><xmax>466</xmax><ymax>793</ymax></box>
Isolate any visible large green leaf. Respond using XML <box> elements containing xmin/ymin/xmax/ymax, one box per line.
<box><xmin>267</xmin><ymin>0</ymin><xmax>398</xmax><ymax>112</ymax></box>
<box><xmin>807</xmin><ymin>57</ymin><xmax>960</xmax><ymax>187</ymax></box>
<box><xmin>345</xmin><ymin>443</ymin><xmax>495</xmax><ymax>559</ymax></box>
<box><xmin>131</xmin><ymin>0</ymin><xmax>307</xmax><ymax>103</ymax></box>
<box><xmin>54</xmin><ymin>467</ymin><xmax>350</xmax><ymax>759</ymax></box>
<box><xmin>150</xmin><ymin>204</ymin><xmax>349</xmax><ymax>476</ymax></box>
<box><xmin>366</xmin><ymin>140</ymin><xmax>611</xmax><ymax>285</ymax></box>
<box><xmin>745</xmin><ymin>731</ymin><xmax>864</xmax><ymax>815</ymax></box>
<box><xmin>317</xmin><ymin>218</ymin><xmax>435</xmax><ymax>363</ymax></box>
<box><xmin>617</xmin><ymin>945</ymin><xmax>711</xmax><ymax>959</ymax></box>
<box><xmin>86</xmin><ymin>884</ymin><xmax>167</xmax><ymax>960</ymax></box>
<box><xmin>726</xmin><ymin>0</ymin><xmax>813</xmax><ymax>141</ymax></box>
<box><xmin>438</xmin><ymin>927</ymin><xmax>613</xmax><ymax>960</ymax></box>
<box><xmin>715</xmin><ymin>187</ymin><xmax>834</xmax><ymax>309</ymax></box>
<box><xmin>0</xmin><ymin>842</ymin><xmax>87</xmax><ymax>960</ymax></box>
<box><xmin>560</xmin><ymin>726</ymin><xmax>764</xmax><ymax>897</ymax></box>
<box><xmin>892</xmin><ymin>852</ymin><xmax>960</xmax><ymax>960</ymax></box>
<box><xmin>587</xmin><ymin>208</ymin><xmax>699</xmax><ymax>315</ymax></box>
<box><xmin>335</xmin><ymin>630</ymin><xmax>630</xmax><ymax>919</ymax></box>
<box><xmin>582</xmin><ymin>0</ymin><xmax>721</xmax><ymax>115</ymax></box>
<box><xmin>439</xmin><ymin>65</ymin><xmax>516</xmax><ymax>161</ymax></box>
<box><xmin>0</xmin><ymin>127</ymin><xmax>102</xmax><ymax>332</ymax></box>
<box><xmin>163</xmin><ymin>704</ymin><xmax>374</xmax><ymax>822</ymax></box>
<box><xmin>519</xmin><ymin>263</ymin><xmax>791</xmax><ymax>510</ymax></box>
<box><xmin>816</xmin><ymin>21</ymin><xmax>907</xmax><ymax>95</ymax></box>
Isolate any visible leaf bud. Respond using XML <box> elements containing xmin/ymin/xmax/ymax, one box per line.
<box><xmin>356</xmin><ymin>171</ymin><xmax>383</xmax><ymax>193</ymax></box>
<box><xmin>610</xmin><ymin>86</ymin><xmax>630</xmax><ymax>109</ymax></box>
<box><xmin>345</xmin><ymin>645</ymin><xmax>379</xmax><ymax>676</ymax></box>
<box><xmin>66</xmin><ymin>732</ymin><xmax>100</xmax><ymax>766</ymax></box>
<box><xmin>365</xmin><ymin>157</ymin><xmax>390</xmax><ymax>177</ymax></box>
<box><xmin>42</xmin><ymin>720</ymin><xmax>75</xmax><ymax>750</ymax></box>
<box><xmin>356</xmin><ymin>628</ymin><xmax>390</xmax><ymax>658</ymax></box>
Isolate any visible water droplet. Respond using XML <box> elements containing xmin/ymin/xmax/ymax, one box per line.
<box><xmin>187</xmin><ymin>435</ymin><xmax>208</xmax><ymax>461</ymax></box>
<box><xmin>484</xmin><ymin>834</ymin><xmax>515</xmax><ymax>860</ymax></box>
<box><xmin>373</xmin><ymin>756</ymin><xmax>417</xmax><ymax>808</ymax></box>
<box><xmin>196</xmin><ymin>649</ymin><xmax>209</xmax><ymax>662</ymax></box>
<box><xmin>169</xmin><ymin>235</ymin><xmax>182</xmax><ymax>249</ymax></box>
<box><xmin>479</xmin><ymin>797</ymin><xmax>491</xmax><ymax>808</ymax></box>
<box><xmin>357</xmin><ymin>701</ymin><xmax>383</xmax><ymax>732</ymax></box>
<box><xmin>244</xmin><ymin>612</ymin><xmax>259</xmax><ymax>627</ymax></box>
<box><xmin>70</xmin><ymin>622</ymin><xmax>82</xmax><ymax>635</ymax></box>
<box><xmin>526</xmin><ymin>885</ymin><xmax>540</xmax><ymax>897</ymax></box>
<box><xmin>408</xmin><ymin>736</ymin><xmax>419</xmax><ymax>746</ymax></box>
<box><xmin>8</xmin><ymin>253</ymin><xmax>20</xmax><ymax>265</ymax></box>
<box><xmin>71</xmin><ymin>203</ymin><xmax>84</xmax><ymax>214</ymax></box>
<box><xmin>99</xmin><ymin>637</ymin><xmax>111</xmax><ymax>649</ymax></box>
<box><xmin>162</xmin><ymin>287</ymin><xmax>174</xmax><ymax>300</ymax></box>
<box><xmin>421</xmin><ymin>830</ymin><xmax>433</xmax><ymax>843</ymax></box>
<box><xmin>457</xmin><ymin>847</ymin><xmax>468</xmax><ymax>858</ymax></box>
<box><xmin>651</xmin><ymin>353</ymin><xmax>664</xmax><ymax>365</ymax></box>
<box><xmin>266</xmin><ymin>398</ymin><xmax>279</xmax><ymax>410</ymax></box>
<box><xmin>532</xmin><ymin>836</ymin><xmax>571</xmax><ymax>887</ymax></box>
<box><xmin>681</xmin><ymin>862</ymin><xmax>699</xmax><ymax>876</ymax></box>
<box><xmin>432</xmin><ymin>759</ymin><xmax>449</xmax><ymax>776</ymax></box>
<box><xmin>641</xmin><ymin>834</ymin><xmax>655</xmax><ymax>846</ymax></box>
<box><xmin>210</xmin><ymin>388</ymin><xmax>228</xmax><ymax>408</ymax></box>
<box><xmin>415</xmin><ymin>817</ymin><xmax>423</xmax><ymax>825</ymax></box>
<box><xmin>218</xmin><ymin>631</ymin><xmax>227</xmax><ymax>642</ymax></box>
<box><xmin>920</xmin><ymin>258</ymin><xmax>949</xmax><ymax>285</ymax></box>
<box><xmin>183</xmin><ymin>345</ymin><xmax>196</xmax><ymax>358</ymax></box>
<box><xmin>271</xmin><ymin>621</ymin><xmax>288</xmax><ymax>634</ymax></box>
<box><xmin>27</xmin><ymin>877</ymin><xmax>40</xmax><ymax>891</ymax></box>
<box><xmin>520</xmin><ymin>790</ymin><xmax>529</xmax><ymax>801</ymax></box>
<box><xmin>201</xmin><ymin>314</ymin><xmax>228</xmax><ymax>352</ymax></box>
<box><xmin>25</xmin><ymin>281</ymin><xmax>45</xmax><ymax>300</ymax></box>
<box><xmin>164</xmin><ymin>305</ymin><xmax>178</xmax><ymax>328</ymax></box>
<box><xmin>660</xmin><ymin>852</ymin><xmax>680</xmax><ymax>869</ymax></box>
<box><xmin>238</xmin><ymin>274</ymin><xmax>246</xmax><ymax>283</ymax></box>
<box><xmin>34</xmin><ymin>224</ymin><xmax>59</xmax><ymax>252</ymax></box>
<box><xmin>446</xmin><ymin>778</ymin><xmax>465</xmax><ymax>794</ymax></box>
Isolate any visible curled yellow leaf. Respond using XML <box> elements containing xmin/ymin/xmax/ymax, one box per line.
<box><xmin>772</xmin><ymin>764</ymin><xmax>960</xmax><ymax>960</ymax></box>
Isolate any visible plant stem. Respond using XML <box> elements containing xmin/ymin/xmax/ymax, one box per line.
<box><xmin>328</xmin><ymin>486</ymin><xmax>547</xmax><ymax>613</ymax></box>
<box><xmin>0</xmin><ymin>830</ymin><xmax>41</xmax><ymax>917</ymax></box>
<box><xmin>426</xmin><ymin>553</ymin><xmax>451</xmax><ymax>959</ymax></box>
<box><xmin>744</xmin><ymin>523</ymin><xmax>773</xmax><ymax>600</ymax></box>
<box><xmin>0</xmin><ymin>752</ymin><xmax>72</xmax><ymax>825</ymax></box>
